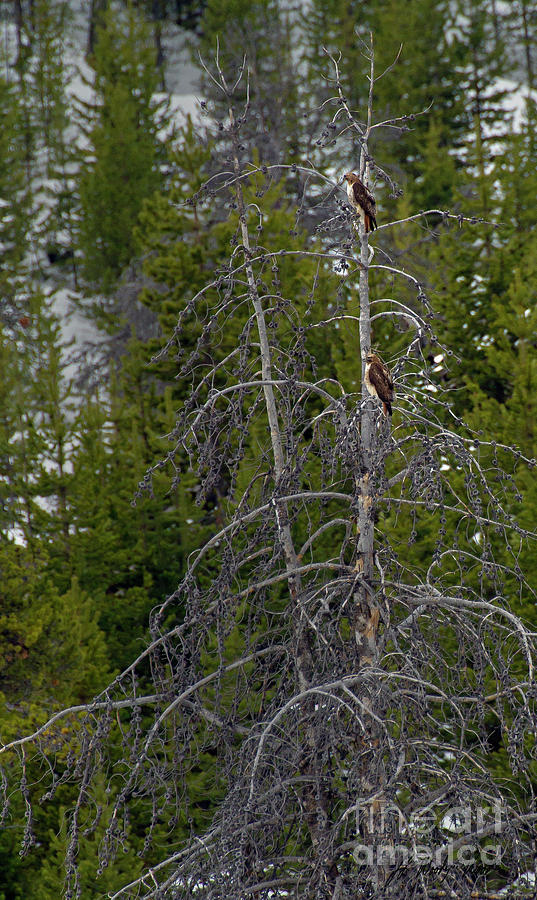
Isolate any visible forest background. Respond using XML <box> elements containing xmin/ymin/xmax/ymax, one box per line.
<box><xmin>1</xmin><ymin>0</ymin><xmax>537</xmax><ymax>896</ymax></box>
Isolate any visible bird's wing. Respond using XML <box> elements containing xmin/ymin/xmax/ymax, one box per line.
<box><xmin>352</xmin><ymin>180</ymin><xmax>376</xmax><ymax>216</ymax></box>
<box><xmin>369</xmin><ymin>360</ymin><xmax>393</xmax><ymax>402</ymax></box>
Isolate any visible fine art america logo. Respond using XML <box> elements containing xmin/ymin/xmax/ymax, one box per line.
<box><xmin>353</xmin><ymin>801</ymin><xmax>503</xmax><ymax>867</ymax></box>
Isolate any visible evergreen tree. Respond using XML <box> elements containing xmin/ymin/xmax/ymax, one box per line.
<box><xmin>303</xmin><ymin>0</ymin><xmax>467</xmax><ymax>213</ymax></box>
<box><xmin>7</xmin><ymin>49</ymin><xmax>536</xmax><ymax>898</ymax></box>
<box><xmin>504</xmin><ymin>0</ymin><xmax>537</xmax><ymax>91</ymax></box>
<box><xmin>8</xmin><ymin>0</ymin><xmax>78</xmax><ymax>267</ymax></box>
<box><xmin>64</xmin><ymin>367</ymin><xmax>186</xmax><ymax>672</ymax></box>
<box><xmin>0</xmin><ymin>72</ymin><xmax>32</xmax><ymax>313</ymax></box>
<box><xmin>33</xmin><ymin>778</ymin><xmax>143</xmax><ymax>900</ymax></box>
<box><xmin>23</xmin><ymin>0</ymin><xmax>72</xmax><ymax>156</ymax></box>
<box><xmin>399</xmin><ymin>0</ymin><xmax>515</xmax><ymax>410</ymax></box>
<box><xmin>0</xmin><ymin>294</ymin><xmax>109</xmax><ymax>736</ymax></box>
<box><xmin>369</xmin><ymin>0</ymin><xmax>467</xmax><ymax>211</ymax></box>
<box><xmin>78</xmin><ymin>1</ymin><xmax>171</xmax><ymax>290</ymax></box>
<box><xmin>29</xmin><ymin>0</ymin><xmax>80</xmax><ymax>279</ymax></box>
<box><xmin>2</xmin><ymin>3</ymin><xmax>537</xmax><ymax>895</ymax></box>
<box><xmin>453</xmin><ymin>0</ymin><xmax>511</xmax><ymax>231</ymax></box>
<box><xmin>471</xmin><ymin>230</ymin><xmax>537</xmax><ymax>473</ymax></box>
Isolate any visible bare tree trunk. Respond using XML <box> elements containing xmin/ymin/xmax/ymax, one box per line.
<box><xmin>212</xmin><ymin>55</ymin><xmax>338</xmax><ymax>891</ymax></box>
<box><xmin>13</xmin><ymin>0</ymin><xmax>24</xmax><ymax>64</ymax></box>
<box><xmin>87</xmin><ymin>0</ymin><xmax>108</xmax><ymax>57</ymax></box>
<box><xmin>355</xmin><ymin>227</ymin><xmax>376</xmax><ymax>655</ymax></box>
<box><xmin>150</xmin><ymin>0</ymin><xmax>166</xmax><ymax>88</ymax></box>
<box><xmin>6</xmin><ymin>33</ymin><xmax>537</xmax><ymax>900</ymax></box>
<box><xmin>520</xmin><ymin>0</ymin><xmax>534</xmax><ymax>92</ymax></box>
<box><xmin>354</xmin><ymin>38</ymin><xmax>388</xmax><ymax>889</ymax></box>
<box><xmin>490</xmin><ymin>0</ymin><xmax>501</xmax><ymax>50</ymax></box>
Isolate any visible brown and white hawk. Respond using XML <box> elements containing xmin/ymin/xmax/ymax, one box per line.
<box><xmin>365</xmin><ymin>353</ymin><xmax>393</xmax><ymax>417</ymax></box>
<box><xmin>343</xmin><ymin>172</ymin><xmax>377</xmax><ymax>233</ymax></box>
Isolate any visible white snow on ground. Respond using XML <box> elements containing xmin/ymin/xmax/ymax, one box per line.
<box><xmin>167</xmin><ymin>90</ymin><xmax>200</xmax><ymax>123</ymax></box>
<box><xmin>494</xmin><ymin>76</ymin><xmax>537</xmax><ymax>131</ymax></box>
<box><xmin>51</xmin><ymin>289</ymin><xmax>93</xmax><ymax>343</ymax></box>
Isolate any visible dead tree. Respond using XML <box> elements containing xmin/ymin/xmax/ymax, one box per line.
<box><xmin>1</xmin><ymin>41</ymin><xmax>537</xmax><ymax>900</ymax></box>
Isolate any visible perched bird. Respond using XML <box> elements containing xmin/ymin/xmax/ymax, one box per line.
<box><xmin>364</xmin><ymin>353</ymin><xmax>393</xmax><ymax>417</ymax></box>
<box><xmin>343</xmin><ymin>172</ymin><xmax>377</xmax><ymax>233</ymax></box>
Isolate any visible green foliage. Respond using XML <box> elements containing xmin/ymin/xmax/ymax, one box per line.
<box><xmin>370</xmin><ymin>0</ymin><xmax>466</xmax><ymax>200</ymax></box>
<box><xmin>0</xmin><ymin>299</ymin><xmax>110</xmax><ymax>746</ymax></box>
<box><xmin>0</xmin><ymin>536</ymin><xmax>109</xmax><ymax>745</ymax></box>
<box><xmin>7</xmin><ymin>0</ymin><xmax>80</xmax><ymax>275</ymax></box>
<box><xmin>23</xmin><ymin>0</ymin><xmax>73</xmax><ymax>154</ymax></box>
<box><xmin>414</xmin><ymin>116</ymin><xmax>458</xmax><ymax>212</ymax></box>
<box><xmin>0</xmin><ymin>75</ymin><xmax>32</xmax><ymax>305</ymax></box>
<box><xmin>467</xmin><ymin>235</ymin><xmax>537</xmax><ymax>620</ymax></box>
<box><xmin>304</xmin><ymin>0</ymin><xmax>467</xmax><ymax>211</ymax></box>
<box><xmin>66</xmin><ymin>371</ymin><xmax>185</xmax><ymax>671</ymax></box>
<box><xmin>78</xmin><ymin>2</ymin><xmax>171</xmax><ymax>289</ymax></box>
<box><xmin>3</xmin><ymin>0</ymin><xmax>537</xmax><ymax>892</ymax></box>
<box><xmin>33</xmin><ymin>778</ymin><xmax>143</xmax><ymax>900</ymax></box>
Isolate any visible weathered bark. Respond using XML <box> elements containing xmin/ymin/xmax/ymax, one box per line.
<box><xmin>87</xmin><ymin>0</ymin><xmax>108</xmax><ymax>57</ymax></box>
<box><xmin>520</xmin><ymin>0</ymin><xmax>535</xmax><ymax>92</ymax></box>
<box><xmin>355</xmin><ymin>226</ymin><xmax>375</xmax><ymax>655</ymax></box>
<box><xmin>13</xmin><ymin>0</ymin><xmax>23</xmax><ymax>63</ymax></box>
<box><xmin>216</xmin><ymin>62</ymin><xmax>337</xmax><ymax>891</ymax></box>
<box><xmin>353</xmin><ymin>38</ymin><xmax>388</xmax><ymax>890</ymax></box>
